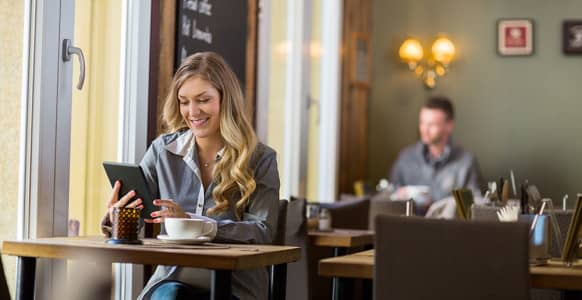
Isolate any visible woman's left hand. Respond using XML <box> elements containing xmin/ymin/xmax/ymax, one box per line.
<box><xmin>144</xmin><ymin>199</ymin><xmax>189</xmax><ymax>223</ymax></box>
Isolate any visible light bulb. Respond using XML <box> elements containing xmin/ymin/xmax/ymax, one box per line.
<box><xmin>432</xmin><ymin>37</ymin><xmax>455</xmax><ymax>64</ymax></box>
<box><xmin>399</xmin><ymin>38</ymin><xmax>423</xmax><ymax>62</ymax></box>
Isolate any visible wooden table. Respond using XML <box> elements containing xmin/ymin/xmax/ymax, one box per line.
<box><xmin>319</xmin><ymin>249</ymin><xmax>374</xmax><ymax>279</ymax></box>
<box><xmin>320</xmin><ymin>249</ymin><xmax>582</xmax><ymax>297</ymax></box>
<box><xmin>1</xmin><ymin>236</ymin><xmax>301</xmax><ymax>300</ymax></box>
<box><xmin>308</xmin><ymin>229</ymin><xmax>374</xmax><ymax>255</ymax></box>
<box><xmin>531</xmin><ymin>263</ymin><xmax>582</xmax><ymax>290</ymax></box>
<box><xmin>309</xmin><ymin>229</ymin><xmax>374</xmax><ymax>300</ymax></box>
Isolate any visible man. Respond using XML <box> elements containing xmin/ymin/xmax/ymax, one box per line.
<box><xmin>389</xmin><ymin>97</ymin><xmax>482</xmax><ymax>216</ymax></box>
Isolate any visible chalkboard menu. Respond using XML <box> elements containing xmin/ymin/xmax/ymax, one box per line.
<box><xmin>176</xmin><ymin>0</ymin><xmax>257</xmax><ymax>105</ymax></box>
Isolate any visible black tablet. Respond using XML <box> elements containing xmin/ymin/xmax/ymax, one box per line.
<box><xmin>103</xmin><ymin>161</ymin><xmax>156</xmax><ymax>219</ymax></box>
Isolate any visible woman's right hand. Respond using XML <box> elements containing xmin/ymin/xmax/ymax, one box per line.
<box><xmin>107</xmin><ymin>180</ymin><xmax>144</xmax><ymax>222</ymax></box>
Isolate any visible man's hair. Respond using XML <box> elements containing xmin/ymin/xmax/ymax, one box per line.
<box><xmin>422</xmin><ymin>96</ymin><xmax>454</xmax><ymax>121</ymax></box>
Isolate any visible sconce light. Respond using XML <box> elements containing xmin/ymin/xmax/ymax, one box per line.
<box><xmin>398</xmin><ymin>36</ymin><xmax>456</xmax><ymax>89</ymax></box>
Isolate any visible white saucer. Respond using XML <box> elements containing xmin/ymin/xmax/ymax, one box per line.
<box><xmin>156</xmin><ymin>234</ymin><xmax>212</xmax><ymax>245</ymax></box>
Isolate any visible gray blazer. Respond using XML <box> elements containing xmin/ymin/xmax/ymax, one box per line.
<box><xmin>137</xmin><ymin>130</ymin><xmax>280</xmax><ymax>300</ymax></box>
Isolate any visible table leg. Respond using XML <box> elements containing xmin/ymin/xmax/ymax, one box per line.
<box><xmin>333</xmin><ymin>247</ymin><xmax>347</xmax><ymax>257</ymax></box>
<box><xmin>211</xmin><ymin>270</ymin><xmax>232</xmax><ymax>300</ymax></box>
<box><xmin>333</xmin><ymin>277</ymin><xmax>355</xmax><ymax>300</ymax></box>
<box><xmin>16</xmin><ymin>256</ymin><xmax>36</xmax><ymax>300</ymax></box>
<box><xmin>564</xmin><ymin>290</ymin><xmax>582</xmax><ymax>300</ymax></box>
<box><xmin>363</xmin><ymin>279</ymin><xmax>373</xmax><ymax>300</ymax></box>
<box><xmin>332</xmin><ymin>247</ymin><xmax>348</xmax><ymax>300</ymax></box>
<box><xmin>269</xmin><ymin>263</ymin><xmax>287</xmax><ymax>300</ymax></box>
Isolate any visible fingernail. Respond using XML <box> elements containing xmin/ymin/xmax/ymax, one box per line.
<box><xmin>153</xmin><ymin>200</ymin><xmax>159</xmax><ymax>204</ymax></box>
<box><xmin>150</xmin><ymin>212</ymin><xmax>156</xmax><ymax>217</ymax></box>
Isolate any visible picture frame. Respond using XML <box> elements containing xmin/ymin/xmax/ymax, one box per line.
<box><xmin>349</xmin><ymin>32</ymin><xmax>371</xmax><ymax>88</ymax></box>
<box><xmin>563</xmin><ymin>20</ymin><xmax>582</xmax><ymax>55</ymax></box>
<box><xmin>497</xmin><ymin>19</ymin><xmax>534</xmax><ymax>56</ymax></box>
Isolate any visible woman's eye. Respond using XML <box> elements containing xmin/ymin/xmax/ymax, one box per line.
<box><xmin>198</xmin><ymin>98</ymin><xmax>210</xmax><ymax>103</ymax></box>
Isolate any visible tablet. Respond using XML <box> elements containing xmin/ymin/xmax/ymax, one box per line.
<box><xmin>102</xmin><ymin>161</ymin><xmax>156</xmax><ymax>219</ymax></box>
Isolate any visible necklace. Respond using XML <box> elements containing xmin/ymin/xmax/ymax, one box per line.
<box><xmin>202</xmin><ymin>161</ymin><xmax>212</xmax><ymax>168</ymax></box>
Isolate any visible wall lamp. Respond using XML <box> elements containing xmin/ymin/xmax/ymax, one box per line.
<box><xmin>398</xmin><ymin>36</ymin><xmax>456</xmax><ymax>89</ymax></box>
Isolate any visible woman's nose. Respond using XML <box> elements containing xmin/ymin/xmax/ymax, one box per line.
<box><xmin>188</xmin><ymin>101</ymin><xmax>202</xmax><ymax>115</ymax></box>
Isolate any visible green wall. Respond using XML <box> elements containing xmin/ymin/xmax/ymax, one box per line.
<box><xmin>369</xmin><ymin>0</ymin><xmax>582</xmax><ymax>204</ymax></box>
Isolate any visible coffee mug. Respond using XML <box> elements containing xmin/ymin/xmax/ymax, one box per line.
<box><xmin>189</xmin><ymin>215</ymin><xmax>218</xmax><ymax>239</ymax></box>
<box><xmin>391</xmin><ymin>185</ymin><xmax>430</xmax><ymax>204</ymax></box>
<box><xmin>165</xmin><ymin>216</ymin><xmax>217</xmax><ymax>239</ymax></box>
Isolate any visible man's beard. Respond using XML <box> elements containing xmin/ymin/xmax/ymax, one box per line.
<box><xmin>423</xmin><ymin>135</ymin><xmax>445</xmax><ymax>146</ymax></box>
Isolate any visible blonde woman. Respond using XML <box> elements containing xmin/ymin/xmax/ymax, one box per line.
<box><xmin>103</xmin><ymin>52</ymin><xmax>280</xmax><ymax>300</ymax></box>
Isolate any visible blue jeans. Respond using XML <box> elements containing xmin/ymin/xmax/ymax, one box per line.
<box><xmin>150</xmin><ymin>281</ymin><xmax>239</xmax><ymax>300</ymax></box>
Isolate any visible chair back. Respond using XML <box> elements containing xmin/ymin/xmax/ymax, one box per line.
<box><xmin>285</xmin><ymin>197</ymin><xmax>332</xmax><ymax>300</ymax></box>
<box><xmin>269</xmin><ymin>199</ymin><xmax>289</xmax><ymax>300</ymax></box>
<box><xmin>285</xmin><ymin>197</ymin><xmax>310</xmax><ymax>300</ymax></box>
<box><xmin>273</xmin><ymin>199</ymin><xmax>288</xmax><ymax>245</ymax></box>
<box><xmin>320</xmin><ymin>196</ymin><xmax>370</xmax><ymax>230</ymax></box>
<box><xmin>0</xmin><ymin>254</ymin><xmax>10</xmax><ymax>300</ymax></box>
<box><xmin>367</xmin><ymin>191</ymin><xmax>411</xmax><ymax>230</ymax></box>
<box><xmin>374</xmin><ymin>215</ymin><xmax>530</xmax><ymax>300</ymax></box>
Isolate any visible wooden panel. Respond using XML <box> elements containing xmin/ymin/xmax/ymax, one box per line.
<box><xmin>244</xmin><ymin>0</ymin><xmax>257</xmax><ymax>123</ymax></box>
<box><xmin>338</xmin><ymin>0</ymin><xmax>372</xmax><ymax>194</ymax></box>
<box><xmin>147</xmin><ymin>0</ymin><xmax>178</xmax><ymax>138</ymax></box>
<box><xmin>1</xmin><ymin>237</ymin><xmax>300</xmax><ymax>271</ymax></box>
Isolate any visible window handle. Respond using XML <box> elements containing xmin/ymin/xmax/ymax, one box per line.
<box><xmin>62</xmin><ymin>39</ymin><xmax>86</xmax><ymax>90</ymax></box>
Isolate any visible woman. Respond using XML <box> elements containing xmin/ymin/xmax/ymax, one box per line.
<box><xmin>102</xmin><ymin>52</ymin><xmax>280</xmax><ymax>300</ymax></box>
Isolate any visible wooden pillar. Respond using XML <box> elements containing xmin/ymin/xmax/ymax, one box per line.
<box><xmin>338</xmin><ymin>0</ymin><xmax>372</xmax><ymax>195</ymax></box>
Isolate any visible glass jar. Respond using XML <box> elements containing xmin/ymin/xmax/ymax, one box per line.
<box><xmin>318</xmin><ymin>208</ymin><xmax>332</xmax><ymax>231</ymax></box>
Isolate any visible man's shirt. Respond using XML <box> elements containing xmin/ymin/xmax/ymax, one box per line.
<box><xmin>389</xmin><ymin>141</ymin><xmax>483</xmax><ymax>203</ymax></box>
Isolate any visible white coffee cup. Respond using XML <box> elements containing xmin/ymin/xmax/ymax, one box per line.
<box><xmin>164</xmin><ymin>216</ymin><xmax>217</xmax><ymax>239</ymax></box>
<box><xmin>391</xmin><ymin>185</ymin><xmax>430</xmax><ymax>204</ymax></box>
<box><xmin>406</xmin><ymin>185</ymin><xmax>430</xmax><ymax>202</ymax></box>
<box><xmin>189</xmin><ymin>215</ymin><xmax>218</xmax><ymax>239</ymax></box>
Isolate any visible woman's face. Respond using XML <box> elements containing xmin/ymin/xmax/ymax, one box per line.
<box><xmin>177</xmin><ymin>76</ymin><xmax>221</xmax><ymax>140</ymax></box>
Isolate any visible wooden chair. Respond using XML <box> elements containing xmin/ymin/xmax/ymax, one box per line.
<box><xmin>269</xmin><ymin>199</ymin><xmax>289</xmax><ymax>300</ymax></box>
<box><xmin>288</xmin><ymin>196</ymin><xmax>372</xmax><ymax>300</ymax></box>
<box><xmin>366</xmin><ymin>191</ymin><xmax>412</xmax><ymax>230</ymax></box>
<box><xmin>272</xmin><ymin>199</ymin><xmax>288</xmax><ymax>246</ymax></box>
<box><xmin>374</xmin><ymin>215</ymin><xmax>530</xmax><ymax>300</ymax></box>
<box><xmin>284</xmin><ymin>197</ymin><xmax>333</xmax><ymax>300</ymax></box>
<box><xmin>319</xmin><ymin>196</ymin><xmax>370</xmax><ymax>230</ymax></box>
<box><xmin>284</xmin><ymin>197</ymin><xmax>311</xmax><ymax>300</ymax></box>
<box><xmin>0</xmin><ymin>255</ymin><xmax>11</xmax><ymax>300</ymax></box>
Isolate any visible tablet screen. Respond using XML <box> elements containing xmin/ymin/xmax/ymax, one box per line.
<box><xmin>102</xmin><ymin>161</ymin><xmax>156</xmax><ymax>219</ymax></box>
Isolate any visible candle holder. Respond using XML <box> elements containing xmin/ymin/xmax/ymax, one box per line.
<box><xmin>107</xmin><ymin>207</ymin><xmax>142</xmax><ymax>245</ymax></box>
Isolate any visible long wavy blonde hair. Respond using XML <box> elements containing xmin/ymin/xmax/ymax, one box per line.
<box><xmin>162</xmin><ymin>52</ymin><xmax>257</xmax><ymax>219</ymax></box>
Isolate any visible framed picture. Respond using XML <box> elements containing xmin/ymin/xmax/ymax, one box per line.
<box><xmin>497</xmin><ymin>19</ymin><xmax>534</xmax><ymax>56</ymax></box>
<box><xmin>349</xmin><ymin>32</ymin><xmax>371</xmax><ymax>87</ymax></box>
<box><xmin>563</xmin><ymin>20</ymin><xmax>582</xmax><ymax>55</ymax></box>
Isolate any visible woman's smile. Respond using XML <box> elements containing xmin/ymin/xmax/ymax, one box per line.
<box><xmin>190</xmin><ymin>117</ymin><xmax>210</xmax><ymax>128</ymax></box>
